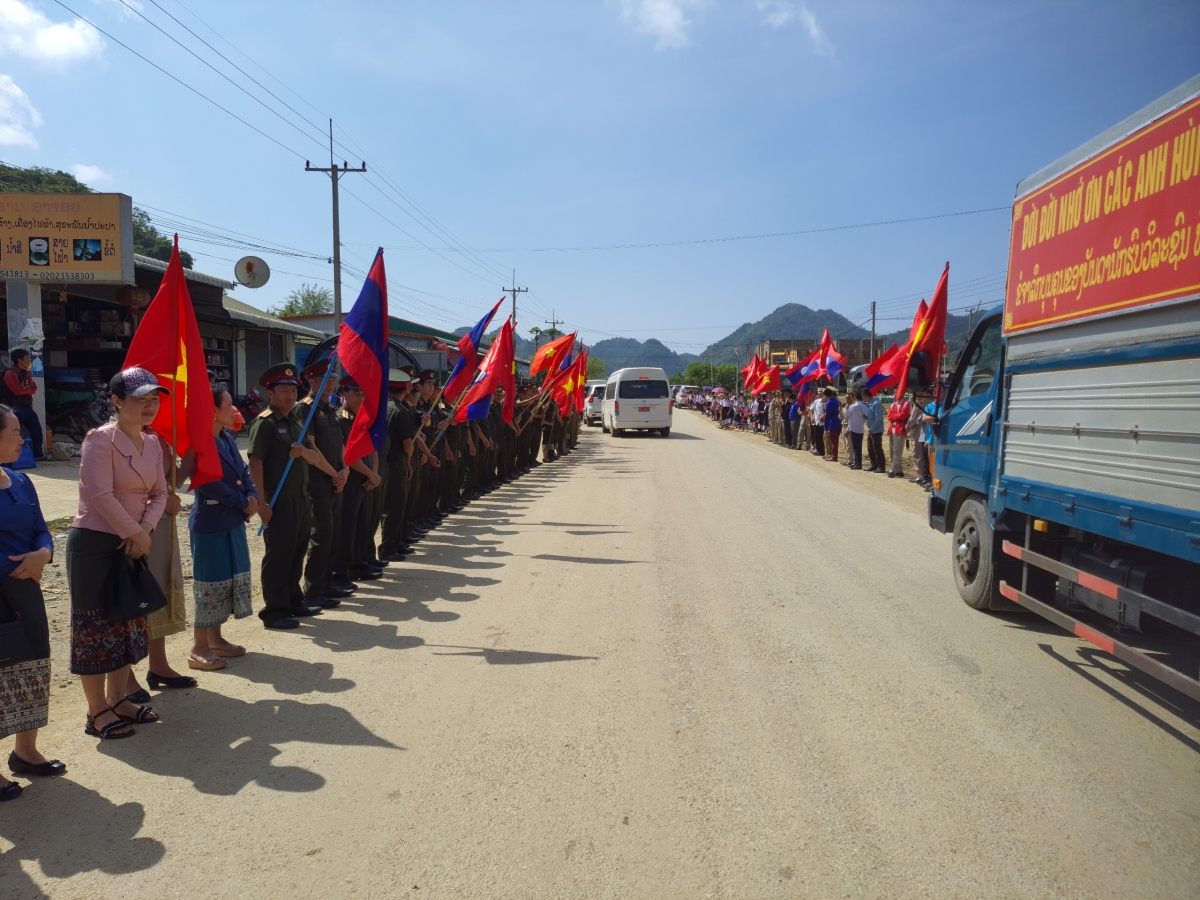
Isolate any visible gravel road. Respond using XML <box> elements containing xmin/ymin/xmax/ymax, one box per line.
<box><xmin>3</xmin><ymin>409</ymin><xmax>1198</xmax><ymax>899</ymax></box>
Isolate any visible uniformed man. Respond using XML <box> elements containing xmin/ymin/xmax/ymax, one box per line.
<box><xmin>379</xmin><ymin>369</ymin><xmax>418</xmax><ymax>562</ymax></box>
<box><xmin>331</xmin><ymin>375</ymin><xmax>384</xmax><ymax>585</ymax></box>
<box><xmin>299</xmin><ymin>358</ymin><xmax>351</xmax><ymax>608</ymax></box>
<box><xmin>247</xmin><ymin>363</ymin><xmax>331</xmax><ymax>629</ymax></box>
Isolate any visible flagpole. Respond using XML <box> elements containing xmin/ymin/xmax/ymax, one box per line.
<box><xmin>257</xmin><ymin>350</ymin><xmax>339</xmax><ymax>535</ymax></box>
<box><xmin>167</xmin><ymin>241</ymin><xmax>180</xmax><ymax>623</ymax></box>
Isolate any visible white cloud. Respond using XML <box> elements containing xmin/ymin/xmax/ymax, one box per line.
<box><xmin>71</xmin><ymin>163</ymin><xmax>110</xmax><ymax>184</ymax></box>
<box><xmin>0</xmin><ymin>74</ymin><xmax>42</xmax><ymax>147</ymax></box>
<box><xmin>757</xmin><ymin>1</ymin><xmax>834</xmax><ymax>56</ymax></box>
<box><xmin>0</xmin><ymin>0</ymin><xmax>104</xmax><ymax>68</ymax></box>
<box><xmin>619</xmin><ymin>0</ymin><xmax>707</xmax><ymax>50</ymax></box>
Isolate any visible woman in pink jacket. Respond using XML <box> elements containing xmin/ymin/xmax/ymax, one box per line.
<box><xmin>68</xmin><ymin>368</ymin><xmax>169</xmax><ymax>740</ymax></box>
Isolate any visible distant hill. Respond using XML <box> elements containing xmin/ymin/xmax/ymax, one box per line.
<box><xmin>586</xmin><ymin>337</ymin><xmax>697</xmax><ymax>376</ymax></box>
<box><xmin>697</xmin><ymin>304</ymin><xmax>869</xmax><ymax>364</ymax></box>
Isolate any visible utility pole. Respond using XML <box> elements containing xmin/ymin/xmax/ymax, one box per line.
<box><xmin>306</xmin><ymin>119</ymin><xmax>366</xmax><ymax>327</ymax></box>
<box><xmin>543</xmin><ymin>310</ymin><xmax>564</xmax><ymax>338</ymax></box>
<box><xmin>870</xmin><ymin>301</ymin><xmax>876</xmax><ymax>360</ymax></box>
<box><xmin>502</xmin><ymin>269</ymin><xmax>528</xmax><ymax>327</ymax></box>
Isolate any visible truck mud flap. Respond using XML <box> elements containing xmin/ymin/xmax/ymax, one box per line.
<box><xmin>999</xmin><ymin>540</ymin><xmax>1200</xmax><ymax>702</ymax></box>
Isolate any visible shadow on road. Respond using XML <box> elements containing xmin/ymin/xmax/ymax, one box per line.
<box><xmin>97</xmin><ymin>690</ymin><xmax>400</xmax><ymax>795</ymax></box>
<box><xmin>1038</xmin><ymin>643</ymin><xmax>1200</xmax><ymax>753</ymax></box>
<box><xmin>426</xmin><ymin>644</ymin><xmax>599</xmax><ymax>665</ymax></box>
<box><xmin>221</xmin><ymin>651</ymin><xmax>356</xmax><ymax>695</ymax></box>
<box><xmin>531</xmin><ymin>553</ymin><xmax>648</xmax><ymax>566</ymax></box>
<box><xmin>0</xmin><ymin>779</ymin><xmax>165</xmax><ymax>896</ymax></box>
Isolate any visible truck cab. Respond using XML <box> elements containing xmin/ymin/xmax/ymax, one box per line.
<box><xmin>927</xmin><ymin>74</ymin><xmax>1200</xmax><ymax>699</ymax></box>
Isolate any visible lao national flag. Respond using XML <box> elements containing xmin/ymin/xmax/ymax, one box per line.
<box><xmin>819</xmin><ymin>329</ymin><xmax>846</xmax><ymax>382</ymax></box>
<box><xmin>785</xmin><ymin>348</ymin><xmax>821</xmax><ymax>388</ymax></box>
<box><xmin>444</xmin><ymin>298</ymin><xmax>504</xmax><ymax>403</ymax></box>
<box><xmin>456</xmin><ymin>318</ymin><xmax>515</xmax><ymax>423</ymax></box>
<box><xmin>340</xmin><ymin>249</ymin><xmax>389</xmax><ymax>465</ymax></box>
<box><xmin>865</xmin><ymin>343</ymin><xmax>901</xmax><ymax>391</ymax></box>
<box><xmin>123</xmin><ymin>237</ymin><xmax>220</xmax><ymax>489</ymax></box>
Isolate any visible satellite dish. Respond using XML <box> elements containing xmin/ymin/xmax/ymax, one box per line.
<box><xmin>235</xmin><ymin>256</ymin><xmax>270</xmax><ymax>288</ymax></box>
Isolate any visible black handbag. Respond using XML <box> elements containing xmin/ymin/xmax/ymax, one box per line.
<box><xmin>0</xmin><ymin>618</ymin><xmax>36</xmax><ymax>666</ymax></box>
<box><xmin>104</xmin><ymin>554</ymin><xmax>168</xmax><ymax>622</ymax></box>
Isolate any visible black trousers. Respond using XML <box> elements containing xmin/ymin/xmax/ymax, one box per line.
<box><xmin>867</xmin><ymin>432</ymin><xmax>885</xmax><ymax>470</ymax></box>
<box><xmin>379</xmin><ymin>461</ymin><xmax>410</xmax><ymax>556</ymax></box>
<box><xmin>812</xmin><ymin>425</ymin><xmax>825</xmax><ymax>456</ymax></box>
<box><xmin>14</xmin><ymin>405</ymin><xmax>42</xmax><ymax>457</ymax></box>
<box><xmin>303</xmin><ymin>484</ymin><xmax>341</xmax><ymax>601</ymax></box>
<box><xmin>850</xmin><ymin>430</ymin><xmax>864</xmax><ymax>467</ymax></box>
<box><xmin>332</xmin><ymin>476</ymin><xmax>366</xmax><ymax>580</ymax></box>
<box><xmin>357</xmin><ymin>466</ymin><xmax>387</xmax><ymax>566</ymax></box>
<box><xmin>260</xmin><ymin>495</ymin><xmax>311</xmax><ymax>621</ymax></box>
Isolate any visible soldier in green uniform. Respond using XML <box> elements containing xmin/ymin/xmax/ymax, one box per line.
<box><xmin>247</xmin><ymin>363</ymin><xmax>332</xmax><ymax>629</ymax></box>
<box><xmin>331</xmin><ymin>375</ymin><xmax>383</xmax><ymax>585</ymax></box>
<box><xmin>299</xmin><ymin>358</ymin><xmax>351</xmax><ymax>608</ymax></box>
<box><xmin>380</xmin><ymin>369</ymin><xmax>419</xmax><ymax>562</ymax></box>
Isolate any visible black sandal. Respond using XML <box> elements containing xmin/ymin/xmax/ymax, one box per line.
<box><xmin>113</xmin><ymin>695</ymin><xmax>160</xmax><ymax>724</ymax></box>
<box><xmin>85</xmin><ymin>707</ymin><xmax>136</xmax><ymax>739</ymax></box>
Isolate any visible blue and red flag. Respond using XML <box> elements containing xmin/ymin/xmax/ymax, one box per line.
<box><xmin>340</xmin><ymin>248</ymin><xmax>389</xmax><ymax>465</ymax></box>
<box><xmin>785</xmin><ymin>347</ymin><xmax>821</xmax><ymax>389</ymax></box>
<box><xmin>443</xmin><ymin>297</ymin><xmax>504</xmax><ymax>403</ymax></box>
<box><xmin>819</xmin><ymin>329</ymin><xmax>846</xmax><ymax>382</ymax></box>
<box><xmin>455</xmin><ymin>317</ymin><xmax>515</xmax><ymax>423</ymax></box>
<box><xmin>864</xmin><ymin>343</ymin><xmax>902</xmax><ymax>392</ymax></box>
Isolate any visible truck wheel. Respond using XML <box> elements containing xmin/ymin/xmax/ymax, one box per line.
<box><xmin>601</xmin><ymin>419</ymin><xmax>609</xmax><ymax>433</ymax></box>
<box><xmin>952</xmin><ymin>497</ymin><xmax>995</xmax><ymax>610</ymax></box>
<box><xmin>661</xmin><ymin>428</ymin><xmax>670</xmax><ymax>437</ymax></box>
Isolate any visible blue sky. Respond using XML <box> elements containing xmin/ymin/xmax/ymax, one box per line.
<box><xmin>1</xmin><ymin>1</ymin><xmax>1197</xmax><ymax>353</ymax></box>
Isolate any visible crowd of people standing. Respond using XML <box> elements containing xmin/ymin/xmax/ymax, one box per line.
<box><xmin>678</xmin><ymin>385</ymin><xmax>938</xmax><ymax>484</ymax></box>
<box><xmin>0</xmin><ymin>358</ymin><xmax>582</xmax><ymax>801</ymax></box>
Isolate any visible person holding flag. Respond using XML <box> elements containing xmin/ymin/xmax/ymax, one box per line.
<box><xmin>120</xmin><ymin>238</ymin><xmax>222</xmax><ymax>693</ymax></box>
<box><xmin>247</xmin><ymin>363</ymin><xmax>335</xmax><ymax>630</ymax></box>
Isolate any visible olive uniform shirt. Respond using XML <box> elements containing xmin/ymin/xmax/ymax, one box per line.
<box><xmin>299</xmin><ymin>395</ymin><xmax>344</xmax><ymax>487</ymax></box>
<box><xmin>247</xmin><ymin>406</ymin><xmax>308</xmax><ymax>499</ymax></box>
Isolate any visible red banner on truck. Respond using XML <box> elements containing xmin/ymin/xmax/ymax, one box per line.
<box><xmin>1004</xmin><ymin>93</ymin><xmax>1200</xmax><ymax>334</ymax></box>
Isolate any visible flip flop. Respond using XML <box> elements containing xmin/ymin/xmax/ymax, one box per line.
<box><xmin>187</xmin><ymin>655</ymin><xmax>227</xmax><ymax>671</ymax></box>
<box><xmin>209</xmin><ymin>644</ymin><xmax>245</xmax><ymax>658</ymax></box>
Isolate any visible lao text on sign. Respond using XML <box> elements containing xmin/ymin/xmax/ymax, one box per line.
<box><xmin>0</xmin><ymin>193</ymin><xmax>134</xmax><ymax>284</ymax></box>
<box><xmin>1005</xmin><ymin>94</ymin><xmax>1200</xmax><ymax>334</ymax></box>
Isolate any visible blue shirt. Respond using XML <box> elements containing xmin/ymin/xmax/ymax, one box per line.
<box><xmin>923</xmin><ymin>401</ymin><xmax>939</xmax><ymax>444</ymax></box>
<box><xmin>824</xmin><ymin>396</ymin><xmax>841</xmax><ymax>431</ymax></box>
<box><xmin>0</xmin><ymin>467</ymin><xmax>53</xmax><ymax>577</ymax></box>
<box><xmin>189</xmin><ymin>430</ymin><xmax>259</xmax><ymax>533</ymax></box>
<box><xmin>865</xmin><ymin>398</ymin><xmax>884</xmax><ymax>434</ymax></box>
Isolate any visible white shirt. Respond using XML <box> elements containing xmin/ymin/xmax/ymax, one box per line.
<box><xmin>846</xmin><ymin>401</ymin><xmax>867</xmax><ymax>433</ymax></box>
<box><xmin>811</xmin><ymin>397</ymin><xmax>825</xmax><ymax>421</ymax></box>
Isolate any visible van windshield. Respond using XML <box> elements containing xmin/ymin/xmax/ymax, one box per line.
<box><xmin>619</xmin><ymin>380</ymin><xmax>669</xmax><ymax>399</ymax></box>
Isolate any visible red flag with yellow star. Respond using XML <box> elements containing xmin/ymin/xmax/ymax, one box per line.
<box><xmin>529</xmin><ymin>331</ymin><xmax>577</xmax><ymax>378</ymax></box>
<box><xmin>123</xmin><ymin>238</ymin><xmax>221</xmax><ymax>489</ymax></box>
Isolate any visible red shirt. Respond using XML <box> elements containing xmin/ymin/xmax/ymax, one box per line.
<box><xmin>887</xmin><ymin>399</ymin><xmax>911</xmax><ymax>436</ymax></box>
<box><xmin>3</xmin><ymin>367</ymin><xmax>36</xmax><ymax>398</ymax></box>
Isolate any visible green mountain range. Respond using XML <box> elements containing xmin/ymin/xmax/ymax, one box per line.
<box><xmin>466</xmin><ymin>301</ymin><xmax>978</xmax><ymax>376</ymax></box>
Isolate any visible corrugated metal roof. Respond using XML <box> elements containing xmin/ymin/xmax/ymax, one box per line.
<box><xmin>134</xmin><ymin>254</ymin><xmax>235</xmax><ymax>290</ymax></box>
<box><xmin>222</xmin><ymin>296</ymin><xmax>327</xmax><ymax>339</ymax></box>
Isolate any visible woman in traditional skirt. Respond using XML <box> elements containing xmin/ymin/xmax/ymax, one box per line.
<box><xmin>69</xmin><ymin>368</ymin><xmax>169</xmax><ymax>740</ymax></box>
<box><xmin>0</xmin><ymin>405</ymin><xmax>65</xmax><ymax>800</ymax></box>
<box><xmin>123</xmin><ymin>436</ymin><xmax>197</xmax><ymax>700</ymax></box>
<box><xmin>187</xmin><ymin>387</ymin><xmax>258</xmax><ymax>669</ymax></box>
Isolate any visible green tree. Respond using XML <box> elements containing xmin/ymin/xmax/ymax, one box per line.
<box><xmin>270</xmin><ymin>283</ymin><xmax>334</xmax><ymax>317</ymax></box>
<box><xmin>586</xmin><ymin>356</ymin><xmax>607</xmax><ymax>380</ymax></box>
<box><xmin>132</xmin><ymin>208</ymin><xmax>193</xmax><ymax>269</ymax></box>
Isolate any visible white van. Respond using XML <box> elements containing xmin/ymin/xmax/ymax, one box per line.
<box><xmin>602</xmin><ymin>367</ymin><xmax>673</xmax><ymax>437</ymax></box>
<box><xmin>584</xmin><ymin>380</ymin><xmax>606</xmax><ymax>426</ymax></box>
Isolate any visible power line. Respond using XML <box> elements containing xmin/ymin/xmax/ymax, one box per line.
<box><xmin>49</xmin><ymin>0</ymin><xmax>306</xmax><ymax>161</ymax></box>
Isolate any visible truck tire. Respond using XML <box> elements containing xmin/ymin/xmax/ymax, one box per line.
<box><xmin>661</xmin><ymin>428</ymin><xmax>670</xmax><ymax>437</ymax></box>
<box><xmin>601</xmin><ymin>419</ymin><xmax>609</xmax><ymax>434</ymax></box>
<box><xmin>952</xmin><ymin>497</ymin><xmax>996</xmax><ymax>610</ymax></box>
